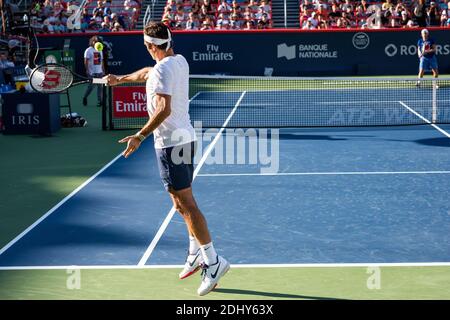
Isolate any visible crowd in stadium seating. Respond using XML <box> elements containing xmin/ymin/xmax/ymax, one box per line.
<box><xmin>162</xmin><ymin>0</ymin><xmax>273</xmax><ymax>30</ymax></box>
<box><xmin>300</xmin><ymin>0</ymin><xmax>450</xmax><ymax>29</ymax></box>
<box><xmin>27</xmin><ymin>0</ymin><xmax>140</xmax><ymax>34</ymax></box>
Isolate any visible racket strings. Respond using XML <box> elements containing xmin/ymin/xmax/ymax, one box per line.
<box><xmin>30</xmin><ymin>65</ymin><xmax>73</xmax><ymax>93</ymax></box>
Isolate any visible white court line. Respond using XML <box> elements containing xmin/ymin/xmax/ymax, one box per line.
<box><xmin>197</xmin><ymin>171</ymin><xmax>450</xmax><ymax>177</ymax></box>
<box><xmin>0</xmin><ymin>153</ymin><xmax>124</xmax><ymax>257</ymax></box>
<box><xmin>189</xmin><ymin>91</ymin><xmax>202</xmax><ymax>102</ymax></box>
<box><xmin>0</xmin><ymin>91</ymin><xmax>214</xmax><ymax>261</ymax></box>
<box><xmin>137</xmin><ymin>91</ymin><xmax>248</xmax><ymax>267</ymax></box>
<box><xmin>1</xmin><ymin>262</ymin><xmax>450</xmax><ymax>271</ymax></box>
<box><xmin>399</xmin><ymin>101</ymin><xmax>450</xmax><ymax>139</ymax></box>
<box><xmin>317</xmin><ymin>99</ymin><xmax>450</xmax><ymax>105</ymax></box>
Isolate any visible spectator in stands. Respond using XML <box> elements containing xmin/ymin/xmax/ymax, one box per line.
<box><xmin>231</xmin><ymin>0</ymin><xmax>241</xmax><ymax>13</ymax></box>
<box><xmin>243</xmin><ymin>19</ymin><xmax>255</xmax><ymax>29</ymax></box>
<box><xmin>199</xmin><ymin>4</ymin><xmax>215</xmax><ymax>21</ymax></box>
<box><xmin>186</xmin><ymin>12</ymin><xmax>200</xmax><ymax>29</ymax></box>
<box><xmin>163</xmin><ymin>6</ymin><xmax>175</xmax><ymax>26</ymax></box>
<box><xmin>93</xmin><ymin>0</ymin><xmax>105</xmax><ymax>16</ymax></box>
<box><xmin>0</xmin><ymin>52</ymin><xmax>14</xmax><ymax>69</ymax></box>
<box><xmin>427</xmin><ymin>2</ymin><xmax>440</xmax><ymax>26</ymax></box>
<box><xmin>53</xmin><ymin>18</ymin><xmax>67</xmax><ymax>32</ymax></box>
<box><xmin>399</xmin><ymin>10</ymin><xmax>410</xmax><ymax>27</ymax></box>
<box><xmin>248</xmin><ymin>0</ymin><xmax>259</xmax><ymax>13</ymax></box>
<box><xmin>382</xmin><ymin>0</ymin><xmax>394</xmax><ymax>11</ymax></box>
<box><xmin>202</xmin><ymin>0</ymin><xmax>214</xmax><ymax>15</ymax></box>
<box><xmin>216</xmin><ymin>13</ymin><xmax>230</xmax><ymax>29</ymax></box>
<box><xmin>99</xmin><ymin>21</ymin><xmax>111</xmax><ymax>32</ymax></box>
<box><xmin>354</xmin><ymin>5</ymin><xmax>367</xmax><ymax>25</ymax></box>
<box><xmin>257</xmin><ymin>12</ymin><xmax>271</xmax><ymax>28</ymax></box>
<box><xmin>317</xmin><ymin>14</ymin><xmax>328</xmax><ymax>29</ymax></box>
<box><xmin>302</xmin><ymin>18</ymin><xmax>316</xmax><ymax>29</ymax></box>
<box><xmin>218</xmin><ymin>0</ymin><xmax>232</xmax><ymax>16</ymax></box>
<box><xmin>441</xmin><ymin>10</ymin><xmax>448</xmax><ymax>26</ymax></box>
<box><xmin>259</xmin><ymin>0</ymin><xmax>271</xmax><ymax>13</ymax></box>
<box><xmin>413</xmin><ymin>0</ymin><xmax>428</xmax><ymax>27</ymax></box>
<box><xmin>112</xmin><ymin>22</ymin><xmax>124</xmax><ymax>31</ymax></box>
<box><xmin>343</xmin><ymin>6</ymin><xmax>355</xmax><ymax>26</ymax></box>
<box><xmin>395</xmin><ymin>1</ymin><xmax>408</xmax><ymax>16</ymax></box>
<box><xmin>191</xmin><ymin>0</ymin><xmax>201</xmax><ymax>15</ymax></box>
<box><xmin>406</xmin><ymin>19</ymin><xmax>418</xmax><ymax>27</ymax></box>
<box><xmin>200</xmin><ymin>16</ymin><xmax>215</xmax><ymax>29</ymax></box>
<box><xmin>302</xmin><ymin>0</ymin><xmax>314</xmax><ymax>11</ymax></box>
<box><xmin>174</xmin><ymin>5</ymin><xmax>187</xmax><ymax>29</ymax></box>
<box><xmin>124</xmin><ymin>0</ymin><xmax>140</xmax><ymax>12</ymax></box>
<box><xmin>309</xmin><ymin>11</ymin><xmax>319</xmax><ymax>27</ymax></box>
<box><xmin>341</xmin><ymin>0</ymin><xmax>353</xmax><ymax>12</ymax></box>
<box><xmin>243</xmin><ymin>6</ymin><xmax>255</xmax><ymax>21</ymax></box>
<box><xmin>229</xmin><ymin>13</ymin><xmax>242</xmax><ymax>29</ymax></box>
<box><xmin>360</xmin><ymin>0</ymin><xmax>369</xmax><ymax>12</ymax></box>
<box><xmin>316</xmin><ymin>5</ymin><xmax>328</xmax><ymax>20</ymax></box>
<box><xmin>111</xmin><ymin>13</ymin><xmax>125</xmax><ymax>29</ymax></box>
<box><xmin>328</xmin><ymin>3</ymin><xmax>341</xmax><ymax>25</ymax></box>
<box><xmin>299</xmin><ymin>11</ymin><xmax>309</xmax><ymax>27</ymax></box>
<box><xmin>0</xmin><ymin>51</ymin><xmax>14</xmax><ymax>85</ymax></box>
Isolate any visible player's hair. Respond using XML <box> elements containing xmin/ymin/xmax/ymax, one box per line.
<box><xmin>144</xmin><ymin>22</ymin><xmax>172</xmax><ymax>51</ymax></box>
<box><xmin>89</xmin><ymin>36</ymin><xmax>99</xmax><ymax>47</ymax></box>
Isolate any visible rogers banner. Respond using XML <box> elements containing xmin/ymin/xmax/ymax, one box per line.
<box><xmin>112</xmin><ymin>86</ymin><xmax>147</xmax><ymax>118</ymax></box>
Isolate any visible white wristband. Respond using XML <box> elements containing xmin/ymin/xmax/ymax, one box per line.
<box><xmin>135</xmin><ymin>133</ymin><xmax>146</xmax><ymax>142</ymax></box>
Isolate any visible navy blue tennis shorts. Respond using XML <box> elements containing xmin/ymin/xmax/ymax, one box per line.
<box><xmin>155</xmin><ymin>141</ymin><xmax>196</xmax><ymax>191</ymax></box>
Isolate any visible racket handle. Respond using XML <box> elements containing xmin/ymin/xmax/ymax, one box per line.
<box><xmin>92</xmin><ymin>78</ymin><xmax>107</xmax><ymax>84</ymax></box>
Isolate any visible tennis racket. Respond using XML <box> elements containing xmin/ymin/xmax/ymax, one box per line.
<box><xmin>418</xmin><ymin>42</ymin><xmax>429</xmax><ymax>58</ymax></box>
<box><xmin>29</xmin><ymin>63</ymin><xmax>106</xmax><ymax>93</ymax></box>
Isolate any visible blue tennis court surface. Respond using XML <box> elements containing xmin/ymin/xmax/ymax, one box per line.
<box><xmin>1</xmin><ymin>89</ymin><xmax>450</xmax><ymax>268</ymax></box>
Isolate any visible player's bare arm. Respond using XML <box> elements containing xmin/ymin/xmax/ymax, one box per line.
<box><xmin>84</xmin><ymin>58</ymin><xmax>89</xmax><ymax>75</ymax></box>
<box><xmin>119</xmin><ymin>93</ymin><xmax>172</xmax><ymax>158</ymax></box>
<box><xmin>104</xmin><ymin>67</ymin><xmax>153</xmax><ymax>86</ymax></box>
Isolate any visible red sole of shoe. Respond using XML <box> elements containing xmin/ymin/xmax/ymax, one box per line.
<box><xmin>179</xmin><ymin>266</ymin><xmax>200</xmax><ymax>280</ymax></box>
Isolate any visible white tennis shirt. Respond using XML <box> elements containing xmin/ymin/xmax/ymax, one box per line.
<box><xmin>146</xmin><ymin>54</ymin><xmax>196</xmax><ymax>149</ymax></box>
<box><xmin>84</xmin><ymin>47</ymin><xmax>103</xmax><ymax>75</ymax></box>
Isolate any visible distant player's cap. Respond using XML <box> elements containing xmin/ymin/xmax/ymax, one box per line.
<box><xmin>430</xmin><ymin>1</ymin><xmax>436</xmax><ymax>5</ymax></box>
<box><xmin>421</xmin><ymin>28</ymin><xmax>429</xmax><ymax>34</ymax></box>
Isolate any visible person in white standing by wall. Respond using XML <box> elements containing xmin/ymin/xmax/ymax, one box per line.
<box><xmin>82</xmin><ymin>36</ymin><xmax>105</xmax><ymax>107</ymax></box>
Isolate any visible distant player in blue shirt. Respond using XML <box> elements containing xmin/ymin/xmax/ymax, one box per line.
<box><xmin>416</xmin><ymin>29</ymin><xmax>439</xmax><ymax>88</ymax></box>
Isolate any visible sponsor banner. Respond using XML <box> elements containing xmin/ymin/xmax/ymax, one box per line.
<box><xmin>37</xmin><ymin>29</ymin><xmax>450</xmax><ymax>77</ymax></box>
<box><xmin>112</xmin><ymin>86</ymin><xmax>147</xmax><ymax>118</ymax></box>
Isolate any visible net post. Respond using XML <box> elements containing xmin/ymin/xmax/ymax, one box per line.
<box><xmin>432</xmin><ymin>79</ymin><xmax>437</xmax><ymax>123</ymax></box>
<box><xmin>108</xmin><ymin>85</ymin><xmax>113</xmax><ymax>130</ymax></box>
<box><xmin>101</xmin><ymin>85</ymin><xmax>107</xmax><ymax>130</ymax></box>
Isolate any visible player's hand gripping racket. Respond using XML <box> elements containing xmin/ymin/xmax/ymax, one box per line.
<box><xmin>29</xmin><ymin>63</ymin><xmax>107</xmax><ymax>93</ymax></box>
<box><xmin>418</xmin><ymin>43</ymin><xmax>428</xmax><ymax>58</ymax></box>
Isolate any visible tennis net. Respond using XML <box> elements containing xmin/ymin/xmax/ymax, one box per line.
<box><xmin>104</xmin><ymin>75</ymin><xmax>450</xmax><ymax>130</ymax></box>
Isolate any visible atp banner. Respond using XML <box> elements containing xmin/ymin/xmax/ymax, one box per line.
<box><xmin>112</xmin><ymin>86</ymin><xmax>147</xmax><ymax>118</ymax></box>
<box><xmin>38</xmin><ymin>29</ymin><xmax>450</xmax><ymax>77</ymax></box>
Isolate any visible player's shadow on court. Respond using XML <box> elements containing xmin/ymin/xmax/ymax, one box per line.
<box><xmin>213</xmin><ymin>288</ymin><xmax>345</xmax><ymax>300</ymax></box>
<box><xmin>413</xmin><ymin>137</ymin><xmax>450</xmax><ymax>147</ymax></box>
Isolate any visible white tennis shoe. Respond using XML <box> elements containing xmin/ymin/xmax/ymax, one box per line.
<box><xmin>197</xmin><ymin>255</ymin><xmax>230</xmax><ymax>296</ymax></box>
<box><xmin>179</xmin><ymin>250</ymin><xmax>203</xmax><ymax>280</ymax></box>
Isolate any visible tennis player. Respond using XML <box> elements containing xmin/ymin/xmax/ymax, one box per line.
<box><xmin>416</xmin><ymin>28</ymin><xmax>439</xmax><ymax>88</ymax></box>
<box><xmin>103</xmin><ymin>22</ymin><xmax>229</xmax><ymax>296</ymax></box>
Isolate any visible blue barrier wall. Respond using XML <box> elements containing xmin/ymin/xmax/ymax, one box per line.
<box><xmin>38</xmin><ymin>29</ymin><xmax>450</xmax><ymax>77</ymax></box>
